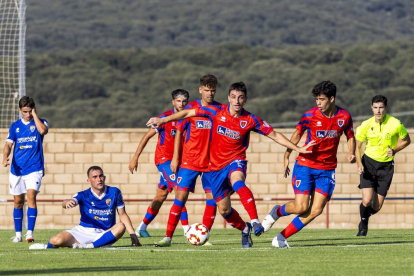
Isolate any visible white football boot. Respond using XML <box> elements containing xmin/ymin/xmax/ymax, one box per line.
<box><xmin>262</xmin><ymin>205</ymin><xmax>280</xmax><ymax>232</ymax></box>
<box><xmin>272</xmin><ymin>233</ymin><xmax>290</xmax><ymax>249</ymax></box>
<box><xmin>29</xmin><ymin>243</ymin><xmax>47</xmax><ymax>250</ymax></box>
<box><xmin>11</xmin><ymin>236</ymin><xmax>22</xmax><ymax>243</ymax></box>
<box><xmin>72</xmin><ymin>243</ymin><xmax>94</xmax><ymax>249</ymax></box>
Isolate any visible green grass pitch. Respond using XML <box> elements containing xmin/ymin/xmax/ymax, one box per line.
<box><xmin>1</xmin><ymin>228</ymin><xmax>413</xmax><ymax>275</ymax></box>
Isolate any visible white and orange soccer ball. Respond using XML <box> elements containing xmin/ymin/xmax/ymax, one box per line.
<box><xmin>185</xmin><ymin>223</ymin><xmax>210</xmax><ymax>246</ymax></box>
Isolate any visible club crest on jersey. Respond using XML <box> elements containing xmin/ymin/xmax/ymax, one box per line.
<box><xmin>196</xmin><ymin>120</ymin><xmax>212</xmax><ymax>129</ymax></box>
<box><xmin>217</xmin><ymin>125</ymin><xmax>241</xmax><ymax>139</ymax></box>
<box><xmin>177</xmin><ymin>177</ymin><xmax>182</xmax><ymax>184</ymax></box>
<box><xmin>171</xmin><ymin>129</ymin><xmax>177</xmax><ymax>137</ymax></box>
<box><xmin>16</xmin><ymin>128</ymin><xmax>19</xmax><ymax>133</ymax></box>
<box><xmin>240</xmin><ymin>120</ymin><xmax>248</xmax><ymax>129</ymax></box>
<box><xmin>169</xmin><ymin>174</ymin><xmax>176</xmax><ymax>181</ymax></box>
<box><xmin>30</xmin><ymin>125</ymin><xmax>36</xmax><ymax>132</ymax></box>
<box><xmin>337</xmin><ymin>119</ymin><xmax>345</xmax><ymax>127</ymax></box>
<box><xmin>295</xmin><ymin>180</ymin><xmax>301</xmax><ymax>188</ymax></box>
<box><xmin>106</xmin><ymin>199</ymin><xmax>112</xmax><ymax>207</ymax></box>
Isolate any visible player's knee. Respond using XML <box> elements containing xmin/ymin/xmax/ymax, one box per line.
<box><xmin>113</xmin><ymin>222</ymin><xmax>126</xmax><ymax>236</ymax></box>
<box><xmin>294</xmin><ymin>204</ymin><xmax>308</xmax><ymax>214</ymax></box>
<box><xmin>310</xmin><ymin>208</ymin><xmax>323</xmax><ymax>218</ymax></box>
<box><xmin>218</xmin><ymin>206</ymin><xmax>231</xmax><ymax>216</ymax></box>
<box><xmin>154</xmin><ymin>193</ymin><xmax>168</xmax><ymax>203</ymax></box>
<box><xmin>49</xmin><ymin>235</ymin><xmax>63</xmax><ymax>246</ymax></box>
<box><xmin>362</xmin><ymin>199</ymin><xmax>372</xmax><ymax>207</ymax></box>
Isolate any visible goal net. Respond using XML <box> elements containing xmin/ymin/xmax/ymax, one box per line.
<box><xmin>0</xmin><ymin>0</ymin><xmax>25</xmax><ymax>128</ymax></box>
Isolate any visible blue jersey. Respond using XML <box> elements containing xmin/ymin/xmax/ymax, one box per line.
<box><xmin>72</xmin><ymin>186</ymin><xmax>125</xmax><ymax>230</ymax></box>
<box><xmin>6</xmin><ymin>118</ymin><xmax>48</xmax><ymax>176</ymax></box>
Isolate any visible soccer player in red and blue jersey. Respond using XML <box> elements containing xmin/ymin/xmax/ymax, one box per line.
<box><xmin>170</xmin><ymin>75</ymin><xmax>221</xmax><ymax>238</ymax></box>
<box><xmin>262</xmin><ymin>81</ymin><xmax>356</xmax><ymax>248</ymax></box>
<box><xmin>128</xmin><ymin>89</ymin><xmax>190</xmax><ymax>237</ymax></box>
<box><xmin>148</xmin><ymin>82</ymin><xmax>314</xmax><ymax>248</ymax></box>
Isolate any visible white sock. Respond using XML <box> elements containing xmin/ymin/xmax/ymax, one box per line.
<box><xmin>138</xmin><ymin>222</ymin><xmax>147</xmax><ymax>231</ymax></box>
<box><xmin>251</xmin><ymin>219</ymin><xmax>260</xmax><ymax>224</ymax></box>
<box><xmin>242</xmin><ymin>223</ymin><xmax>249</xmax><ymax>234</ymax></box>
<box><xmin>15</xmin><ymin>232</ymin><xmax>22</xmax><ymax>238</ymax></box>
<box><xmin>162</xmin><ymin>237</ymin><xmax>171</xmax><ymax>242</ymax></box>
<box><xmin>26</xmin><ymin>230</ymin><xmax>33</xmax><ymax>235</ymax></box>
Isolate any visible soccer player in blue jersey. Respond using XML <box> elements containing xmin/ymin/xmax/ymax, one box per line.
<box><xmin>29</xmin><ymin>166</ymin><xmax>140</xmax><ymax>249</ymax></box>
<box><xmin>3</xmin><ymin>96</ymin><xmax>48</xmax><ymax>243</ymax></box>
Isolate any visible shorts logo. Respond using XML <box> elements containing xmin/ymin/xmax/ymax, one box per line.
<box><xmin>295</xmin><ymin>180</ymin><xmax>301</xmax><ymax>188</ymax></box>
<box><xmin>217</xmin><ymin>125</ymin><xmax>241</xmax><ymax>139</ymax></box>
<box><xmin>169</xmin><ymin>174</ymin><xmax>176</xmax><ymax>181</ymax></box>
<box><xmin>30</xmin><ymin>125</ymin><xmax>36</xmax><ymax>132</ymax></box>
<box><xmin>177</xmin><ymin>177</ymin><xmax>182</xmax><ymax>184</ymax></box>
<box><xmin>196</xmin><ymin>120</ymin><xmax>212</xmax><ymax>129</ymax></box>
<box><xmin>171</xmin><ymin>129</ymin><xmax>177</xmax><ymax>137</ymax></box>
<box><xmin>240</xmin><ymin>121</ymin><xmax>248</xmax><ymax>128</ymax></box>
<box><xmin>337</xmin><ymin>119</ymin><xmax>345</xmax><ymax>127</ymax></box>
<box><xmin>106</xmin><ymin>199</ymin><xmax>112</xmax><ymax>207</ymax></box>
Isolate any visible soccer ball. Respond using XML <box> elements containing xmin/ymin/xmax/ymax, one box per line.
<box><xmin>185</xmin><ymin>223</ymin><xmax>210</xmax><ymax>246</ymax></box>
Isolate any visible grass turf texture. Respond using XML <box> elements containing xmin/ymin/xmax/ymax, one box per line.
<box><xmin>0</xmin><ymin>229</ymin><xmax>413</xmax><ymax>275</ymax></box>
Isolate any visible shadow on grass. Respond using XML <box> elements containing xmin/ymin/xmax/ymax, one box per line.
<box><xmin>1</xmin><ymin>266</ymin><xmax>169</xmax><ymax>275</ymax></box>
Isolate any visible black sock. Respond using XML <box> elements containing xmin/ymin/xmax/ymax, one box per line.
<box><xmin>369</xmin><ymin>206</ymin><xmax>378</xmax><ymax>216</ymax></box>
<box><xmin>359</xmin><ymin>203</ymin><xmax>371</xmax><ymax>227</ymax></box>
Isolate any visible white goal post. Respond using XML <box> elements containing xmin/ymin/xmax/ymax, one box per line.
<box><xmin>0</xmin><ymin>0</ymin><xmax>26</xmax><ymax>128</ymax></box>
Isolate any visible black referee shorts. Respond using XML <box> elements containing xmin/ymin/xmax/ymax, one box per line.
<box><xmin>359</xmin><ymin>154</ymin><xmax>394</xmax><ymax>197</ymax></box>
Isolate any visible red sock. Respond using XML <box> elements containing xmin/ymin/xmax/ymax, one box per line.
<box><xmin>280</xmin><ymin>217</ymin><xmax>305</xmax><ymax>239</ymax></box>
<box><xmin>142</xmin><ymin>206</ymin><xmax>159</xmax><ymax>225</ymax></box>
<box><xmin>166</xmin><ymin>200</ymin><xmax>185</xmax><ymax>238</ymax></box>
<box><xmin>236</xmin><ymin>186</ymin><xmax>258</xmax><ymax>220</ymax></box>
<box><xmin>223</xmin><ymin>208</ymin><xmax>245</xmax><ymax>231</ymax></box>
<box><xmin>203</xmin><ymin>199</ymin><xmax>217</xmax><ymax>230</ymax></box>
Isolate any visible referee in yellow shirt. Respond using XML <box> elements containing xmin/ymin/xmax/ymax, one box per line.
<box><xmin>355</xmin><ymin>95</ymin><xmax>411</xmax><ymax>236</ymax></box>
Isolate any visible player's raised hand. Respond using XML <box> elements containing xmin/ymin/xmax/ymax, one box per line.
<box><xmin>130</xmin><ymin>234</ymin><xmax>142</xmax><ymax>247</ymax></box>
<box><xmin>3</xmin><ymin>157</ymin><xmax>10</xmax><ymax>167</ymax></box>
<box><xmin>31</xmin><ymin>106</ymin><xmax>38</xmax><ymax>117</ymax></box>
<box><xmin>146</xmin><ymin>117</ymin><xmax>162</xmax><ymax>128</ymax></box>
<box><xmin>298</xmin><ymin>140</ymin><xmax>316</xmax><ymax>154</ymax></box>
<box><xmin>347</xmin><ymin>154</ymin><xmax>356</xmax><ymax>163</ymax></box>
<box><xmin>65</xmin><ymin>199</ymin><xmax>77</xmax><ymax>209</ymax></box>
<box><xmin>387</xmin><ymin>145</ymin><xmax>394</xmax><ymax>157</ymax></box>
<box><xmin>129</xmin><ymin>158</ymin><xmax>138</xmax><ymax>174</ymax></box>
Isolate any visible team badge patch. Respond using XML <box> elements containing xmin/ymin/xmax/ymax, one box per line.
<box><xmin>30</xmin><ymin>125</ymin><xmax>36</xmax><ymax>132</ymax></box>
<box><xmin>169</xmin><ymin>174</ymin><xmax>176</xmax><ymax>181</ymax></box>
<box><xmin>177</xmin><ymin>177</ymin><xmax>182</xmax><ymax>184</ymax></box>
<box><xmin>337</xmin><ymin>119</ymin><xmax>344</xmax><ymax>127</ymax></box>
<box><xmin>106</xmin><ymin>199</ymin><xmax>112</xmax><ymax>207</ymax></box>
<box><xmin>295</xmin><ymin>180</ymin><xmax>301</xmax><ymax>188</ymax></box>
<box><xmin>240</xmin><ymin>121</ymin><xmax>247</xmax><ymax>128</ymax></box>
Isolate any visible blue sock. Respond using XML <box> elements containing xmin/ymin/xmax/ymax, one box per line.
<box><xmin>46</xmin><ymin>241</ymin><xmax>56</xmax><ymax>249</ymax></box>
<box><xmin>13</xmin><ymin>208</ymin><xmax>23</xmax><ymax>232</ymax></box>
<box><xmin>92</xmin><ymin>231</ymin><xmax>117</xmax><ymax>248</ymax></box>
<box><xmin>27</xmin><ymin>207</ymin><xmax>38</xmax><ymax>231</ymax></box>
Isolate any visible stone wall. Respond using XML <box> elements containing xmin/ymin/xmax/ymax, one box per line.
<box><xmin>0</xmin><ymin>128</ymin><xmax>413</xmax><ymax>230</ymax></box>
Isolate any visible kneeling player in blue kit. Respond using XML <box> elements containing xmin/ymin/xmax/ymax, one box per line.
<box><xmin>29</xmin><ymin>166</ymin><xmax>140</xmax><ymax>249</ymax></box>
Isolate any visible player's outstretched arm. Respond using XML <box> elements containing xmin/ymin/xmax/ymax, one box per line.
<box><xmin>355</xmin><ymin>140</ymin><xmax>364</xmax><ymax>175</ymax></box>
<box><xmin>146</xmin><ymin>109</ymin><xmax>196</xmax><ymax>128</ymax></box>
<box><xmin>267</xmin><ymin>130</ymin><xmax>315</xmax><ymax>154</ymax></box>
<box><xmin>282</xmin><ymin>130</ymin><xmax>302</xmax><ymax>178</ymax></box>
<box><xmin>62</xmin><ymin>199</ymin><xmax>77</xmax><ymax>209</ymax></box>
<box><xmin>3</xmin><ymin>142</ymin><xmax>12</xmax><ymax>167</ymax></box>
<box><xmin>32</xmin><ymin>107</ymin><xmax>48</xmax><ymax>135</ymax></box>
<box><xmin>388</xmin><ymin>134</ymin><xmax>411</xmax><ymax>157</ymax></box>
<box><xmin>129</xmin><ymin>128</ymin><xmax>157</xmax><ymax>174</ymax></box>
<box><xmin>171</xmin><ymin>129</ymin><xmax>183</xmax><ymax>174</ymax></box>
<box><xmin>118</xmin><ymin>207</ymin><xmax>142</xmax><ymax>246</ymax></box>
<box><xmin>347</xmin><ymin>137</ymin><xmax>356</xmax><ymax>163</ymax></box>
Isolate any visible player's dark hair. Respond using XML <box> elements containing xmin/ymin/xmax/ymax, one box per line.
<box><xmin>200</xmin><ymin>74</ymin><xmax>218</xmax><ymax>89</ymax></box>
<box><xmin>19</xmin><ymin>96</ymin><xmax>35</xmax><ymax>109</ymax></box>
<box><xmin>372</xmin><ymin>95</ymin><xmax>388</xmax><ymax>107</ymax></box>
<box><xmin>171</xmin><ymin>89</ymin><xmax>189</xmax><ymax>100</ymax></box>
<box><xmin>87</xmin><ymin>166</ymin><xmax>103</xmax><ymax>177</ymax></box>
<box><xmin>228</xmin><ymin>82</ymin><xmax>247</xmax><ymax>96</ymax></box>
<box><xmin>311</xmin><ymin>81</ymin><xmax>336</xmax><ymax>98</ymax></box>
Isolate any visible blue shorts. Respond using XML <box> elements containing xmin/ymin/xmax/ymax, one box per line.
<box><xmin>209</xmin><ymin>160</ymin><xmax>247</xmax><ymax>202</ymax></box>
<box><xmin>176</xmin><ymin>168</ymin><xmax>212</xmax><ymax>193</ymax></box>
<box><xmin>291</xmin><ymin>161</ymin><xmax>335</xmax><ymax>200</ymax></box>
<box><xmin>157</xmin><ymin>161</ymin><xmax>176</xmax><ymax>192</ymax></box>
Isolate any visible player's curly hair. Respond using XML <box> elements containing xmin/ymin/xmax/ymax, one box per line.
<box><xmin>311</xmin><ymin>81</ymin><xmax>336</xmax><ymax>98</ymax></box>
<box><xmin>372</xmin><ymin>95</ymin><xmax>388</xmax><ymax>107</ymax></box>
<box><xmin>200</xmin><ymin>74</ymin><xmax>218</xmax><ymax>89</ymax></box>
<box><xmin>19</xmin><ymin>96</ymin><xmax>35</xmax><ymax>109</ymax></box>
<box><xmin>228</xmin><ymin>82</ymin><xmax>247</xmax><ymax>96</ymax></box>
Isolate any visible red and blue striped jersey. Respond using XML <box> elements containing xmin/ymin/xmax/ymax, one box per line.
<box><xmin>296</xmin><ymin>106</ymin><xmax>354</xmax><ymax>170</ymax></box>
<box><xmin>177</xmin><ymin>100</ymin><xmax>221</xmax><ymax>172</ymax></box>
<box><xmin>194</xmin><ymin>104</ymin><xmax>273</xmax><ymax>171</ymax></box>
<box><xmin>154</xmin><ymin>109</ymin><xmax>180</xmax><ymax>165</ymax></box>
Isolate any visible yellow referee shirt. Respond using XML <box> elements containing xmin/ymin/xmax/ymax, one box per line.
<box><xmin>356</xmin><ymin>114</ymin><xmax>408</xmax><ymax>162</ymax></box>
